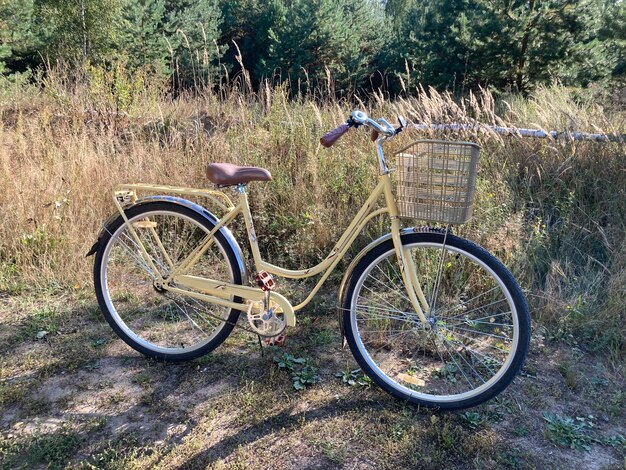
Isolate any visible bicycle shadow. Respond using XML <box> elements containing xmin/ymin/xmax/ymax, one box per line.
<box><xmin>175</xmin><ymin>397</ymin><xmax>388</xmax><ymax>470</ymax></box>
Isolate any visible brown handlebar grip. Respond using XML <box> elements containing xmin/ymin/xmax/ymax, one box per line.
<box><xmin>320</xmin><ymin>123</ymin><xmax>351</xmax><ymax>148</ymax></box>
<box><xmin>370</xmin><ymin>129</ymin><xmax>379</xmax><ymax>141</ymax></box>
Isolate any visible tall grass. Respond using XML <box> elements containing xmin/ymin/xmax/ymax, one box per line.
<box><xmin>0</xmin><ymin>65</ymin><xmax>624</xmax><ymax>363</ymax></box>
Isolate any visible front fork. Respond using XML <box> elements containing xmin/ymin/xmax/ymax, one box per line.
<box><xmin>390</xmin><ymin>219</ymin><xmax>431</xmax><ymax>324</ymax></box>
<box><xmin>383</xmin><ymin>179</ymin><xmax>431</xmax><ymax>325</ymax></box>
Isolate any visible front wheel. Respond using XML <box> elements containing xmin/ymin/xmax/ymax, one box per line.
<box><xmin>342</xmin><ymin>232</ymin><xmax>530</xmax><ymax>409</ymax></box>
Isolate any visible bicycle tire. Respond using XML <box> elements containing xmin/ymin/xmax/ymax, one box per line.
<box><xmin>93</xmin><ymin>201</ymin><xmax>243</xmax><ymax>361</ymax></box>
<box><xmin>342</xmin><ymin>231</ymin><xmax>530</xmax><ymax>409</ymax></box>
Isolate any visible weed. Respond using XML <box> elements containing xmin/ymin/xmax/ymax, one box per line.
<box><xmin>513</xmin><ymin>425</ymin><xmax>531</xmax><ymax>437</ymax></box>
<box><xmin>590</xmin><ymin>375</ymin><xmax>609</xmax><ymax>388</ymax></box>
<box><xmin>106</xmin><ymin>390</ymin><xmax>128</xmax><ymax>406</ymax></box>
<box><xmin>335</xmin><ymin>367</ymin><xmax>372</xmax><ymax>387</ymax></box>
<box><xmin>23</xmin><ymin>306</ymin><xmax>62</xmax><ymax>339</ymax></box>
<box><xmin>607</xmin><ymin>390</ymin><xmax>626</xmax><ymax>418</ymax></box>
<box><xmin>78</xmin><ymin>436</ymin><xmax>154</xmax><ymax>470</ymax></box>
<box><xmin>313</xmin><ymin>328</ymin><xmax>337</xmax><ymax>346</ymax></box>
<box><xmin>603</xmin><ymin>434</ymin><xmax>626</xmax><ymax>449</ymax></box>
<box><xmin>459</xmin><ymin>411</ymin><xmax>483</xmax><ymax>430</ymax></box>
<box><xmin>0</xmin><ymin>382</ymin><xmax>27</xmax><ymax>406</ymax></box>
<box><xmin>557</xmin><ymin>361</ymin><xmax>581</xmax><ymax>391</ymax></box>
<box><xmin>0</xmin><ymin>263</ymin><xmax>25</xmax><ymax>295</ymax></box>
<box><xmin>90</xmin><ymin>338</ymin><xmax>109</xmax><ymax>348</ymax></box>
<box><xmin>432</xmin><ymin>364</ymin><xmax>458</xmax><ymax>383</ymax></box>
<box><xmin>0</xmin><ymin>424</ymin><xmax>82</xmax><ymax>469</ymax></box>
<box><xmin>132</xmin><ymin>372</ymin><xmax>153</xmax><ymax>388</ymax></box>
<box><xmin>543</xmin><ymin>413</ymin><xmax>597</xmax><ymax>451</ymax></box>
<box><xmin>319</xmin><ymin>441</ymin><xmax>346</xmax><ymax>464</ymax></box>
<box><xmin>273</xmin><ymin>352</ymin><xmax>321</xmax><ymax>391</ymax></box>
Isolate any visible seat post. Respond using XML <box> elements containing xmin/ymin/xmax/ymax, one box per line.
<box><xmin>238</xmin><ymin>183</ymin><xmax>263</xmax><ymax>268</ymax></box>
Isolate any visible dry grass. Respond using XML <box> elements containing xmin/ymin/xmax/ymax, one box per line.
<box><xmin>0</xmin><ymin>66</ymin><xmax>625</xmax><ymax>365</ymax></box>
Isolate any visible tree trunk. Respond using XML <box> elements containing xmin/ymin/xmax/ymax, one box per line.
<box><xmin>81</xmin><ymin>0</ymin><xmax>87</xmax><ymax>61</ymax></box>
<box><xmin>516</xmin><ymin>0</ymin><xmax>536</xmax><ymax>92</ymax></box>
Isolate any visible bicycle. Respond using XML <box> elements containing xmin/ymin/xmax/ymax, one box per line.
<box><xmin>87</xmin><ymin>110</ymin><xmax>530</xmax><ymax>410</ymax></box>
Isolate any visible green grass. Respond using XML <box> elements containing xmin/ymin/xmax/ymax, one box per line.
<box><xmin>0</xmin><ymin>425</ymin><xmax>82</xmax><ymax>470</ymax></box>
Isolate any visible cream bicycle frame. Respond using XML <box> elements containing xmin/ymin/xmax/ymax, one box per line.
<box><xmin>112</xmin><ymin>173</ymin><xmax>431</xmax><ymax>328</ymax></box>
<box><xmin>111</xmin><ymin>108</ymin><xmax>431</xmax><ymax>327</ymax></box>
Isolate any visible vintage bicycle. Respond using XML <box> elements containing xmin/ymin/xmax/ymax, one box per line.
<box><xmin>87</xmin><ymin>110</ymin><xmax>530</xmax><ymax>410</ymax></box>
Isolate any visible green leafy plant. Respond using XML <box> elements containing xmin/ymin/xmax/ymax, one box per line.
<box><xmin>335</xmin><ymin>368</ymin><xmax>372</xmax><ymax>387</ymax></box>
<box><xmin>543</xmin><ymin>413</ymin><xmax>596</xmax><ymax>451</ymax></box>
<box><xmin>273</xmin><ymin>352</ymin><xmax>320</xmax><ymax>391</ymax></box>
<box><xmin>603</xmin><ymin>434</ymin><xmax>625</xmax><ymax>449</ymax></box>
<box><xmin>432</xmin><ymin>364</ymin><xmax>458</xmax><ymax>383</ymax></box>
<box><xmin>460</xmin><ymin>411</ymin><xmax>483</xmax><ymax>430</ymax></box>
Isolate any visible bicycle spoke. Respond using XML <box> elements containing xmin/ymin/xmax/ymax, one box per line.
<box><xmin>438</xmin><ymin>334</ymin><xmax>476</xmax><ymax>389</ymax></box>
<box><xmin>353</xmin><ymin>302</ymin><xmax>418</xmax><ymax>316</ymax></box>
<box><xmin>354</xmin><ymin>307</ymin><xmax>422</xmax><ymax>325</ymax></box>
<box><xmin>373</xmin><ymin>263</ymin><xmax>411</xmax><ymax>304</ymax></box>
<box><xmin>360</xmin><ymin>283</ymin><xmax>407</xmax><ymax>313</ymax></box>
<box><xmin>446</xmin><ymin>311</ymin><xmax>512</xmax><ymax>324</ymax></box>
<box><xmin>441</xmin><ymin>336</ymin><xmax>499</xmax><ymax>377</ymax></box>
<box><xmin>447</xmin><ymin>318</ymin><xmax>512</xmax><ymax>328</ymax></box>
<box><xmin>439</xmin><ymin>327</ymin><xmax>510</xmax><ymax>352</ymax></box>
<box><xmin>443</xmin><ymin>298</ymin><xmax>510</xmax><ymax>321</ymax></box>
<box><xmin>441</xmin><ymin>331</ymin><xmax>491</xmax><ymax>382</ymax></box>
<box><xmin>444</xmin><ymin>324</ymin><xmax>512</xmax><ymax>341</ymax></box>
<box><xmin>113</xmin><ymin>232</ymin><xmax>158</xmax><ymax>278</ymax></box>
<box><xmin>434</xmin><ymin>286</ymin><xmax>501</xmax><ymax>318</ymax></box>
<box><xmin>167</xmin><ymin>296</ymin><xmax>209</xmax><ymax>338</ymax></box>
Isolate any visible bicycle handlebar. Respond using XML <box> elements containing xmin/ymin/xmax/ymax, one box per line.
<box><xmin>320</xmin><ymin>123</ymin><xmax>351</xmax><ymax>148</ymax></box>
<box><xmin>319</xmin><ymin>110</ymin><xmax>396</xmax><ymax>148</ymax></box>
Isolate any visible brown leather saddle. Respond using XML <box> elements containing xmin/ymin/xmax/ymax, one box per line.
<box><xmin>206</xmin><ymin>163</ymin><xmax>272</xmax><ymax>186</ymax></box>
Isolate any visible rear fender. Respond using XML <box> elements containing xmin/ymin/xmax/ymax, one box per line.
<box><xmin>85</xmin><ymin>196</ymin><xmax>247</xmax><ymax>283</ymax></box>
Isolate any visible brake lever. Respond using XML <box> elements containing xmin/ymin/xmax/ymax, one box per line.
<box><xmin>395</xmin><ymin>115</ymin><xmax>407</xmax><ymax>135</ymax></box>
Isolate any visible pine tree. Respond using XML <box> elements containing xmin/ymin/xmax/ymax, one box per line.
<box><xmin>599</xmin><ymin>0</ymin><xmax>626</xmax><ymax>82</ymax></box>
<box><xmin>392</xmin><ymin>0</ymin><xmax>611</xmax><ymax>92</ymax></box>
<box><xmin>264</xmin><ymin>0</ymin><xmax>385</xmax><ymax>94</ymax></box>
<box><xmin>164</xmin><ymin>0</ymin><xmax>223</xmax><ymax>88</ymax></box>
<box><xmin>119</xmin><ymin>0</ymin><xmax>168</xmax><ymax>72</ymax></box>
<box><xmin>218</xmin><ymin>0</ymin><xmax>285</xmax><ymax>85</ymax></box>
<box><xmin>0</xmin><ymin>0</ymin><xmax>42</xmax><ymax>74</ymax></box>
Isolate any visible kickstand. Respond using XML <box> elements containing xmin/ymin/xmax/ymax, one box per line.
<box><xmin>257</xmin><ymin>334</ymin><xmax>264</xmax><ymax>357</ymax></box>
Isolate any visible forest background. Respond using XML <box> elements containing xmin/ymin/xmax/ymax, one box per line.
<box><xmin>2</xmin><ymin>0</ymin><xmax>626</xmax><ymax>94</ymax></box>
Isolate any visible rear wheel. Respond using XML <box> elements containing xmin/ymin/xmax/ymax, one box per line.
<box><xmin>94</xmin><ymin>201</ymin><xmax>243</xmax><ymax>361</ymax></box>
<box><xmin>342</xmin><ymin>232</ymin><xmax>530</xmax><ymax>409</ymax></box>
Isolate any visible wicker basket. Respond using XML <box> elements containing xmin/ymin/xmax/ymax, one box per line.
<box><xmin>394</xmin><ymin>140</ymin><xmax>480</xmax><ymax>224</ymax></box>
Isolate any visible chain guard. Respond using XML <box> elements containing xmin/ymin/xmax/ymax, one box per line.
<box><xmin>163</xmin><ymin>293</ymin><xmax>284</xmax><ymax>337</ymax></box>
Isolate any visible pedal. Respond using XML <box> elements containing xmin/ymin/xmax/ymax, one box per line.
<box><xmin>263</xmin><ymin>332</ymin><xmax>286</xmax><ymax>347</ymax></box>
<box><xmin>255</xmin><ymin>271</ymin><xmax>275</xmax><ymax>291</ymax></box>
<box><xmin>248</xmin><ymin>272</ymin><xmax>286</xmax><ymax>340</ymax></box>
